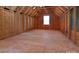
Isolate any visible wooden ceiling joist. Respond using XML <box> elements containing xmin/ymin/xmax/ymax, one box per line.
<box><xmin>31</xmin><ymin>9</ymin><xmax>37</xmax><ymax>16</ymax></box>
<box><xmin>28</xmin><ymin>7</ymin><xmax>34</xmax><ymax>16</ymax></box>
<box><xmin>55</xmin><ymin>10</ymin><xmax>61</xmax><ymax>16</ymax></box>
<box><xmin>60</xmin><ymin>6</ymin><xmax>68</xmax><ymax>11</ymax></box>
<box><xmin>55</xmin><ymin>10</ymin><xmax>62</xmax><ymax>16</ymax></box>
<box><xmin>24</xmin><ymin>7</ymin><xmax>32</xmax><ymax>14</ymax></box>
<box><xmin>1</xmin><ymin>6</ymin><xmax>70</xmax><ymax>17</ymax></box>
<box><xmin>57</xmin><ymin>7</ymin><xmax>65</xmax><ymax>13</ymax></box>
<box><xmin>57</xmin><ymin>7</ymin><xmax>66</xmax><ymax>12</ymax></box>
<box><xmin>19</xmin><ymin>6</ymin><xmax>25</xmax><ymax>13</ymax></box>
<box><xmin>56</xmin><ymin>8</ymin><xmax>63</xmax><ymax>14</ymax></box>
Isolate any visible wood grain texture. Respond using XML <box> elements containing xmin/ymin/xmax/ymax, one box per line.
<box><xmin>34</xmin><ymin>13</ymin><xmax>59</xmax><ymax>30</ymax></box>
<box><xmin>76</xmin><ymin>32</ymin><xmax>79</xmax><ymax>46</ymax></box>
<box><xmin>0</xmin><ymin>8</ymin><xmax>35</xmax><ymax>40</ymax></box>
<box><xmin>0</xmin><ymin>30</ymin><xmax>79</xmax><ymax>52</ymax></box>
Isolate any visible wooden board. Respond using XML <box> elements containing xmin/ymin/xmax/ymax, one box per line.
<box><xmin>0</xmin><ymin>8</ymin><xmax>22</xmax><ymax>39</ymax></box>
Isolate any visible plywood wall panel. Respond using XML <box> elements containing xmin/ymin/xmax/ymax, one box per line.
<box><xmin>34</xmin><ymin>17</ymin><xmax>38</xmax><ymax>29</ymax></box>
<box><xmin>0</xmin><ymin>7</ymin><xmax>35</xmax><ymax>40</ymax></box>
<box><xmin>20</xmin><ymin>14</ymin><xmax>23</xmax><ymax>33</ymax></box>
<box><xmin>15</xmin><ymin>12</ymin><xmax>21</xmax><ymax>34</ymax></box>
<box><xmin>3</xmin><ymin>10</ymin><xmax>10</xmax><ymax>37</ymax></box>
<box><xmin>10</xmin><ymin>11</ymin><xmax>15</xmax><ymax>35</ymax></box>
<box><xmin>24</xmin><ymin>15</ymin><xmax>26</xmax><ymax>32</ymax></box>
<box><xmin>29</xmin><ymin>16</ymin><xmax>31</xmax><ymax>30</ymax></box>
<box><xmin>30</xmin><ymin>17</ymin><xmax>33</xmax><ymax>29</ymax></box>
<box><xmin>26</xmin><ymin>15</ymin><xmax>29</xmax><ymax>31</ymax></box>
<box><xmin>32</xmin><ymin>17</ymin><xmax>34</xmax><ymax>29</ymax></box>
<box><xmin>0</xmin><ymin>8</ymin><xmax>20</xmax><ymax>39</ymax></box>
<box><xmin>0</xmin><ymin>9</ymin><xmax>4</xmax><ymax>39</ymax></box>
<box><xmin>22</xmin><ymin>14</ymin><xmax>24</xmax><ymax>32</ymax></box>
<box><xmin>14</xmin><ymin>12</ymin><xmax>18</xmax><ymax>34</ymax></box>
<box><xmin>34</xmin><ymin>13</ymin><xmax>60</xmax><ymax>30</ymax></box>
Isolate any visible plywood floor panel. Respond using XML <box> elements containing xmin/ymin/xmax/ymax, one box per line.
<box><xmin>0</xmin><ymin>30</ymin><xmax>79</xmax><ymax>53</ymax></box>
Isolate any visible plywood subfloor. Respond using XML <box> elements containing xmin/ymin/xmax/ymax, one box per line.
<box><xmin>0</xmin><ymin>30</ymin><xmax>79</xmax><ymax>53</ymax></box>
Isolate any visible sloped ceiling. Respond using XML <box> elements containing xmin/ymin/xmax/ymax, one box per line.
<box><xmin>2</xmin><ymin>6</ymin><xmax>71</xmax><ymax>17</ymax></box>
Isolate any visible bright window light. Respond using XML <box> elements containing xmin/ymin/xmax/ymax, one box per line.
<box><xmin>43</xmin><ymin>15</ymin><xmax>50</xmax><ymax>25</ymax></box>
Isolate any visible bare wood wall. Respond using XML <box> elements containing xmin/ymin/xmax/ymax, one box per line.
<box><xmin>59</xmin><ymin>7</ymin><xmax>77</xmax><ymax>44</ymax></box>
<box><xmin>34</xmin><ymin>13</ymin><xmax>60</xmax><ymax>30</ymax></box>
<box><xmin>0</xmin><ymin>8</ymin><xmax>35</xmax><ymax>39</ymax></box>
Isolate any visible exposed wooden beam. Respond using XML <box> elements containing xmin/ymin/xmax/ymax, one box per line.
<box><xmin>28</xmin><ymin>7</ymin><xmax>34</xmax><ymax>15</ymax></box>
<box><xmin>57</xmin><ymin>7</ymin><xmax>66</xmax><ymax>12</ymax></box>
<box><xmin>31</xmin><ymin>9</ymin><xmax>37</xmax><ymax>16</ymax></box>
<box><xmin>14</xmin><ymin>6</ymin><xmax>21</xmax><ymax>12</ymax></box>
<box><xmin>56</xmin><ymin>8</ymin><xmax>63</xmax><ymax>14</ymax></box>
<box><xmin>36</xmin><ymin>7</ymin><xmax>42</xmax><ymax>14</ymax></box>
<box><xmin>9</xmin><ymin>6</ymin><xmax>17</xmax><ymax>11</ymax></box>
<box><xmin>19</xmin><ymin>6</ymin><xmax>25</xmax><ymax>13</ymax></box>
<box><xmin>55</xmin><ymin>10</ymin><xmax>61</xmax><ymax>16</ymax></box>
<box><xmin>60</xmin><ymin>6</ymin><xmax>68</xmax><ymax>11</ymax></box>
<box><xmin>30</xmin><ymin>9</ymin><xmax>36</xmax><ymax>16</ymax></box>
<box><xmin>64</xmin><ymin>6</ymin><xmax>69</xmax><ymax>9</ymax></box>
<box><xmin>57</xmin><ymin>7</ymin><xmax>65</xmax><ymax>13</ymax></box>
<box><xmin>33</xmin><ymin>11</ymin><xmax>38</xmax><ymax>16</ymax></box>
<box><xmin>24</xmin><ymin>7</ymin><xmax>32</xmax><ymax>14</ymax></box>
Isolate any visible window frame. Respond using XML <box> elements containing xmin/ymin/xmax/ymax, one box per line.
<box><xmin>43</xmin><ymin>15</ymin><xmax>50</xmax><ymax>25</ymax></box>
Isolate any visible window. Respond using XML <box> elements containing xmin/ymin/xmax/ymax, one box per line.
<box><xmin>43</xmin><ymin>15</ymin><xmax>50</xmax><ymax>25</ymax></box>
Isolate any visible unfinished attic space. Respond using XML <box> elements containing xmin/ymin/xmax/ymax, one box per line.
<box><xmin>0</xmin><ymin>6</ymin><xmax>79</xmax><ymax>53</ymax></box>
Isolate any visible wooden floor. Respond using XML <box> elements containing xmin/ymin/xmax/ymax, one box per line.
<box><xmin>0</xmin><ymin>30</ymin><xmax>79</xmax><ymax>53</ymax></box>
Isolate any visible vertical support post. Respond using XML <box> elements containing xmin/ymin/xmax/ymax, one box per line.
<box><xmin>73</xmin><ymin>7</ymin><xmax>76</xmax><ymax>43</ymax></box>
<box><xmin>68</xmin><ymin>11</ymin><xmax>70</xmax><ymax>38</ymax></box>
